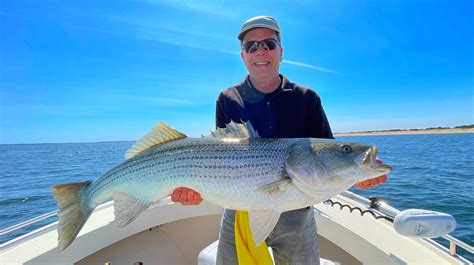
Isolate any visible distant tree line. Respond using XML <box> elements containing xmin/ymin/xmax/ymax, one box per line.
<box><xmin>425</xmin><ymin>126</ymin><xmax>451</xmax><ymax>130</ymax></box>
<box><xmin>349</xmin><ymin>124</ymin><xmax>473</xmax><ymax>133</ymax></box>
<box><xmin>455</xmin><ymin>124</ymin><xmax>474</xmax><ymax>129</ymax></box>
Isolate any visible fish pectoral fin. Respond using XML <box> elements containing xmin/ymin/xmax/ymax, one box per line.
<box><xmin>113</xmin><ymin>192</ymin><xmax>152</xmax><ymax>227</ymax></box>
<box><xmin>248</xmin><ymin>210</ymin><xmax>281</xmax><ymax>247</ymax></box>
<box><xmin>256</xmin><ymin>178</ymin><xmax>292</xmax><ymax>195</ymax></box>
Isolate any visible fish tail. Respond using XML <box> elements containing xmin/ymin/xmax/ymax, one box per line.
<box><xmin>51</xmin><ymin>180</ymin><xmax>94</xmax><ymax>251</ymax></box>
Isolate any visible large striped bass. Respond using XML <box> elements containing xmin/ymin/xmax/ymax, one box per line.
<box><xmin>52</xmin><ymin>122</ymin><xmax>391</xmax><ymax>250</ymax></box>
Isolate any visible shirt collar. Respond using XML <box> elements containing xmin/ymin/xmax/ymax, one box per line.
<box><xmin>241</xmin><ymin>74</ymin><xmax>291</xmax><ymax>102</ymax></box>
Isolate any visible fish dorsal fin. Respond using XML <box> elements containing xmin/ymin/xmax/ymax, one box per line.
<box><xmin>126</xmin><ymin>122</ymin><xmax>186</xmax><ymax>160</ymax></box>
<box><xmin>210</xmin><ymin>121</ymin><xmax>260</xmax><ymax>139</ymax></box>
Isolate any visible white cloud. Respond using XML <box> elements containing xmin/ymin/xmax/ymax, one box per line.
<box><xmin>144</xmin><ymin>0</ymin><xmax>242</xmax><ymax>19</ymax></box>
<box><xmin>126</xmin><ymin>96</ymin><xmax>196</xmax><ymax>105</ymax></box>
<box><xmin>282</xmin><ymin>60</ymin><xmax>343</xmax><ymax>75</ymax></box>
<box><xmin>100</xmin><ymin>11</ymin><xmax>340</xmax><ymax>75</ymax></box>
<box><xmin>103</xmin><ymin>14</ymin><xmax>234</xmax><ymax>41</ymax></box>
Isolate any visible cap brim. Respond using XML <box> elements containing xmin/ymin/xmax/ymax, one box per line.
<box><xmin>238</xmin><ymin>25</ymin><xmax>280</xmax><ymax>40</ymax></box>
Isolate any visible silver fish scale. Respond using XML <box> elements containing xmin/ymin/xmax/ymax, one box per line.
<box><xmin>86</xmin><ymin>137</ymin><xmax>315</xmax><ymax>211</ymax></box>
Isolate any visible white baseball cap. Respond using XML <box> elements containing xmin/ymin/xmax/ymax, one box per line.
<box><xmin>237</xmin><ymin>16</ymin><xmax>280</xmax><ymax>41</ymax></box>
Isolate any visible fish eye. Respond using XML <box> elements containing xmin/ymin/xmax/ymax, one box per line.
<box><xmin>341</xmin><ymin>145</ymin><xmax>352</xmax><ymax>153</ymax></box>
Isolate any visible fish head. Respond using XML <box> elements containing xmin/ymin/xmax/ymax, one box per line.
<box><xmin>309</xmin><ymin>140</ymin><xmax>392</xmax><ymax>182</ymax></box>
<box><xmin>285</xmin><ymin>139</ymin><xmax>392</xmax><ymax>199</ymax></box>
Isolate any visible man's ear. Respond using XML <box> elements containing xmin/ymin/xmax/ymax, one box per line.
<box><xmin>240</xmin><ymin>50</ymin><xmax>248</xmax><ymax>68</ymax></box>
<box><xmin>280</xmin><ymin>46</ymin><xmax>284</xmax><ymax>62</ymax></box>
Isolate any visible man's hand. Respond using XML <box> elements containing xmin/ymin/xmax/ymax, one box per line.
<box><xmin>171</xmin><ymin>187</ymin><xmax>203</xmax><ymax>205</ymax></box>
<box><xmin>354</xmin><ymin>158</ymin><xmax>388</xmax><ymax>190</ymax></box>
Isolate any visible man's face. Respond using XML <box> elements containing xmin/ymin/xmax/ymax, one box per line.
<box><xmin>241</xmin><ymin>28</ymin><xmax>283</xmax><ymax>80</ymax></box>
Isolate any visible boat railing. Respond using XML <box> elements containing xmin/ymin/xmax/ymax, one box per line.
<box><xmin>0</xmin><ymin>210</ymin><xmax>57</xmax><ymax>237</ymax></box>
<box><xmin>1</xmin><ymin>193</ymin><xmax>473</xmax><ymax>258</ymax></box>
<box><xmin>339</xmin><ymin>191</ymin><xmax>474</xmax><ymax>257</ymax></box>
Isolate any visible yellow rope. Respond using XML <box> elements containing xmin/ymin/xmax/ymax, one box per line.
<box><xmin>234</xmin><ymin>210</ymin><xmax>273</xmax><ymax>265</ymax></box>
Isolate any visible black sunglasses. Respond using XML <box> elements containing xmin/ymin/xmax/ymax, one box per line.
<box><xmin>242</xmin><ymin>38</ymin><xmax>280</xmax><ymax>53</ymax></box>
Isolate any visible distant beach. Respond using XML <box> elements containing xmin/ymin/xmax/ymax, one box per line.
<box><xmin>335</xmin><ymin>128</ymin><xmax>474</xmax><ymax>137</ymax></box>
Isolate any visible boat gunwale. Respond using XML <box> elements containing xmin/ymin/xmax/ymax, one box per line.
<box><xmin>0</xmin><ymin>193</ymin><xmax>472</xmax><ymax>263</ymax></box>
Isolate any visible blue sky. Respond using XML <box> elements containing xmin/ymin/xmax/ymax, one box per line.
<box><xmin>1</xmin><ymin>0</ymin><xmax>473</xmax><ymax>144</ymax></box>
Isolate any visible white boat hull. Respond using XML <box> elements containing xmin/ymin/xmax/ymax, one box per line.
<box><xmin>0</xmin><ymin>193</ymin><xmax>470</xmax><ymax>265</ymax></box>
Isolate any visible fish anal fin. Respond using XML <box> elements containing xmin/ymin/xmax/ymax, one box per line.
<box><xmin>126</xmin><ymin>122</ymin><xmax>187</xmax><ymax>160</ymax></box>
<box><xmin>248</xmin><ymin>210</ymin><xmax>281</xmax><ymax>247</ymax></box>
<box><xmin>113</xmin><ymin>192</ymin><xmax>152</xmax><ymax>227</ymax></box>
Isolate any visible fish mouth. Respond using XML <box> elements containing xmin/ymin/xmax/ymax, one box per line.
<box><xmin>361</xmin><ymin>146</ymin><xmax>392</xmax><ymax>173</ymax></box>
<box><xmin>361</xmin><ymin>146</ymin><xmax>377</xmax><ymax>166</ymax></box>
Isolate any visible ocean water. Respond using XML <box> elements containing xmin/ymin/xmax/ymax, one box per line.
<box><xmin>0</xmin><ymin>134</ymin><xmax>472</xmax><ymax>260</ymax></box>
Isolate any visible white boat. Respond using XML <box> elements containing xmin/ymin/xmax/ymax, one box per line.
<box><xmin>0</xmin><ymin>191</ymin><xmax>472</xmax><ymax>265</ymax></box>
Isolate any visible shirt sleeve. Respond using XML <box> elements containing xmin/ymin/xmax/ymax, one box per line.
<box><xmin>215</xmin><ymin>92</ymin><xmax>228</xmax><ymax>129</ymax></box>
<box><xmin>306</xmin><ymin>91</ymin><xmax>334</xmax><ymax>139</ymax></box>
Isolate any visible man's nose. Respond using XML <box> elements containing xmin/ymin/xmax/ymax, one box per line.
<box><xmin>254</xmin><ymin>43</ymin><xmax>268</xmax><ymax>54</ymax></box>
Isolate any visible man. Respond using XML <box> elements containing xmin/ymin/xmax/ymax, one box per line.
<box><xmin>171</xmin><ymin>16</ymin><xmax>387</xmax><ymax>264</ymax></box>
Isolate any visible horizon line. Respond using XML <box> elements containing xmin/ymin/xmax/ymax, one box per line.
<box><xmin>2</xmin><ymin>124</ymin><xmax>472</xmax><ymax>145</ymax></box>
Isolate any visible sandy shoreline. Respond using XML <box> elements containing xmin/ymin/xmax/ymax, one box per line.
<box><xmin>335</xmin><ymin>128</ymin><xmax>474</xmax><ymax>137</ymax></box>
